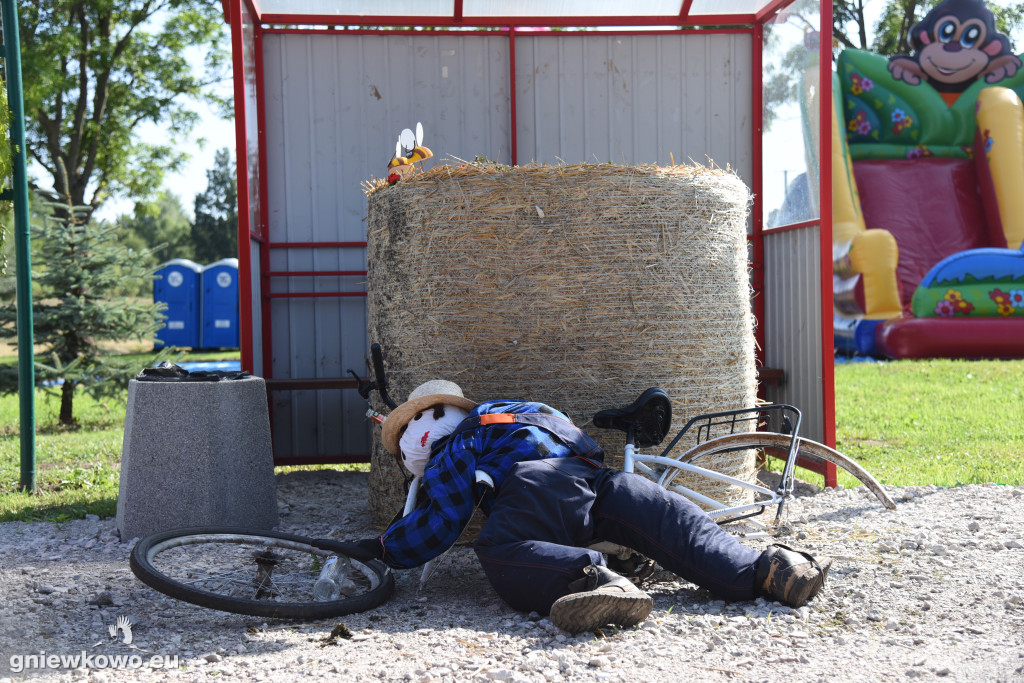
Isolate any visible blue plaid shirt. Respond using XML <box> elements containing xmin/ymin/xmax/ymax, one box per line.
<box><xmin>380</xmin><ymin>400</ymin><xmax>577</xmax><ymax>569</ymax></box>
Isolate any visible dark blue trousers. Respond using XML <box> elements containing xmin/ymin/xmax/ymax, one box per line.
<box><xmin>474</xmin><ymin>457</ymin><xmax>762</xmax><ymax>615</ymax></box>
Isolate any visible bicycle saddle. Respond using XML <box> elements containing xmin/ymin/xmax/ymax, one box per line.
<box><xmin>592</xmin><ymin>387</ymin><xmax>672</xmax><ymax>448</ymax></box>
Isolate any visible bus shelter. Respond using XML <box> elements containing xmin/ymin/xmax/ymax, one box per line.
<box><xmin>223</xmin><ymin>0</ymin><xmax>835</xmax><ymax>484</ymax></box>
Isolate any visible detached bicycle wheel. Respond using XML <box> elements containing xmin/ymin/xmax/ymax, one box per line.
<box><xmin>130</xmin><ymin>527</ymin><xmax>394</xmax><ymax>619</ymax></box>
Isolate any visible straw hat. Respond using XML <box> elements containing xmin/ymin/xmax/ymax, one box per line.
<box><xmin>381</xmin><ymin>379</ymin><xmax>477</xmax><ymax>455</ymax></box>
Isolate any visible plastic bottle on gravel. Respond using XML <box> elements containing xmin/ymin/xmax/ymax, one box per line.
<box><xmin>313</xmin><ymin>555</ymin><xmax>350</xmax><ymax>601</ymax></box>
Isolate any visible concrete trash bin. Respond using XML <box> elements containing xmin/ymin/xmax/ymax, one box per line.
<box><xmin>116</xmin><ymin>369</ymin><xmax>278</xmax><ymax>540</ymax></box>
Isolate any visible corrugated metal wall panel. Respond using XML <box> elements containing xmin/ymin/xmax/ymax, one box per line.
<box><xmin>762</xmin><ymin>226</ymin><xmax>824</xmax><ymax>442</ymax></box>
<box><xmin>262</xmin><ymin>33</ymin><xmax>512</xmax><ymax>459</ymax></box>
<box><xmin>259</xmin><ymin>31</ymin><xmax>757</xmax><ymax>460</ymax></box>
<box><xmin>514</xmin><ymin>34</ymin><xmax>752</xmax><ymax>181</ymax></box>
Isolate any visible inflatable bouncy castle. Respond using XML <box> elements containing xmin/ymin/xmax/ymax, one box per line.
<box><xmin>833</xmin><ymin>0</ymin><xmax>1024</xmax><ymax>358</ymax></box>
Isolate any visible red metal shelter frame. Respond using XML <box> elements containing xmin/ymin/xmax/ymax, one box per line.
<box><xmin>224</xmin><ymin>0</ymin><xmax>836</xmax><ymax>486</ymax></box>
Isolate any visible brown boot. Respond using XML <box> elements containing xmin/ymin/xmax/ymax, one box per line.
<box><xmin>756</xmin><ymin>544</ymin><xmax>833</xmax><ymax>607</ymax></box>
<box><xmin>549</xmin><ymin>564</ymin><xmax>653</xmax><ymax>634</ymax></box>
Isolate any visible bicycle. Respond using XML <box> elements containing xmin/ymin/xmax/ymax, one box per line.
<box><xmin>590</xmin><ymin>387</ymin><xmax>896</xmax><ymax>538</ymax></box>
<box><xmin>403</xmin><ymin>377</ymin><xmax>895</xmax><ymax>589</ymax></box>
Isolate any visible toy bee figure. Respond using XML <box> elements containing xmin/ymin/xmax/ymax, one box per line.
<box><xmin>388</xmin><ymin>122</ymin><xmax>433</xmax><ymax>185</ymax></box>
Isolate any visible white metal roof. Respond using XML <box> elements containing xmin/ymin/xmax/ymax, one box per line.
<box><xmin>247</xmin><ymin>0</ymin><xmax>787</xmax><ymax>25</ymax></box>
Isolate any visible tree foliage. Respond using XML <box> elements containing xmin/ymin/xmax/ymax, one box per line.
<box><xmin>19</xmin><ymin>0</ymin><xmax>229</xmax><ymax>223</ymax></box>
<box><xmin>119</xmin><ymin>190</ymin><xmax>194</xmax><ymax>263</ymax></box>
<box><xmin>834</xmin><ymin>0</ymin><xmax>872</xmax><ymax>50</ymax></box>
<box><xmin>191</xmin><ymin>147</ymin><xmax>237</xmax><ymax>264</ymax></box>
<box><xmin>0</xmin><ymin>195</ymin><xmax>166</xmax><ymax>425</ymax></box>
<box><xmin>835</xmin><ymin>1</ymin><xmax>1024</xmax><ymax>57</ymax></box>
<box><xmin>762</xmin><ymin>0</ymin><xmax>821</xmax><ymax>132</ymax></box>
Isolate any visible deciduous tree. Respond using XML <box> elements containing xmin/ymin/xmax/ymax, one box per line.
<box><xmin>119</xmin><ymin>191</ymin><xmax>194</xmax><ymax>263</ymax></box>
<box><xmin>19</xmin><ymin>0</ymin><xmax>229</xmax><ymax>224</ymax></box>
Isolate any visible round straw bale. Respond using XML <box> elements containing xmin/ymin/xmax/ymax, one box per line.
<box><xmin>364</xmin><ymin>162</ymin><xmax>757</xmax><ymax>530</ymax></box>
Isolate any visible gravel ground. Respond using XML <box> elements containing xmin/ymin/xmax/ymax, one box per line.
<box><xmin>1</xmin><ymin>469</ymin><xmax>1023</xmax><ymax>682</ymax></box>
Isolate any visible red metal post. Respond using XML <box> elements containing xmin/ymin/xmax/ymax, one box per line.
<box><xmin>267</xmin><ymin>241</ymin><xmax>368</xmax><ymax>249</ymax></box>
<box><xmin>820</xmin><ymin>0</ymin><xmax>838</xmax><ymax>486</ymax></box>
<box><xmin>509</xmin><ymin>27</ymin><xmax>518</xmax><ymax>166</ymax></box>
<box><xmin>258</xmin><ymin>13</ymin><xmax>759</xmax><ymax>28</ymax></box>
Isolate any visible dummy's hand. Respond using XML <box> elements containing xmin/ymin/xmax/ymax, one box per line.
<box><xmin>474</xmin><ymin>470</ymin><xmax>495</xmax><ymax>504</ymax></box>
<box><xmin>350</xmin><ymin>537</ymin><xmax>384</xmax><ymax>560</ymax></box>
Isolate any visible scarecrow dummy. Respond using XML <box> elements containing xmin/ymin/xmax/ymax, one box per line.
<box><xmin>355</xmin><ymin>380</ymin><xmax>832</xmax><ymax>633</ymax></box>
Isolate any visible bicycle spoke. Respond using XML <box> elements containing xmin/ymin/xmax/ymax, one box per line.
<box><xmin>152</xmin><ymin>546</ymin><xmax>316</xmax><ymax>601</ymax></box>
<box><xmin>151</xmin><ymin>544</ymin><xmax>377</xmax><ymax>604</ymax></box>
<box><xmin>179</xmin><ymin>572</ymin><xmax>252</xmax><ymax>587</ymax></box>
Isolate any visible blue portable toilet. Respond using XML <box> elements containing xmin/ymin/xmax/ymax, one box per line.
<box><xmin>154</xmin><ymin>259</ymin><xmax>202</xmax><ymax>349</ymax></box>
<box><xmin>200</xmin><ymin>258</ymin><xmax>240</xmax><ymax>349</ymax></box>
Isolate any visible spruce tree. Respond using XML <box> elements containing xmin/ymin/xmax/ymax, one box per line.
<box><xmin>192</xmin><ymin>148</ymin><xmax>238</xmax><ymax>264</ymax></box>
<box><xmin>0</xmin><ymin>195</ymin><xmax>166</xmax><ymax>425</ymax></box>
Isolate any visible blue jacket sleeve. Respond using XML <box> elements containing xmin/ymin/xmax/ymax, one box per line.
<box><xmin>379</xmin><ymin>435</ymin><xmax>478</xmax><ymax>569</ymax></box>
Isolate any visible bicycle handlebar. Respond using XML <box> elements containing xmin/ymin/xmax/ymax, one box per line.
<box><xmin>370</xmin><ymin>343</ymin><xmax>398</xmax><ymax>409</ymax></box>
<box><xmin>346</xmin><ymin>343</ymin><xmax>398</xmax><ymax>410</ymax></box>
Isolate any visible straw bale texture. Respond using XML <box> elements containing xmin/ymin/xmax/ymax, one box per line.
<box><xmin>364</xmin><ymin>162</ymin><xmax>758</xmax><ymax>530</ymax></box>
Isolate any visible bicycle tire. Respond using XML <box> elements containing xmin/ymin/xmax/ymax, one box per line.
<box><xmin>674</xmin><ymin>433</ymin><xmax>897</xmax><ymax>510</ymax></box>
<box><xmin>130</xmin><ymin>526</ymin><xmax>395</xmax><ymax>619</ymax></box>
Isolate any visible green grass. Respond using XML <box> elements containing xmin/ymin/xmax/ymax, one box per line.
<box><xmin>829</xmin><ymin>358</ymin><xmax>1024</xmax><ymax>489</ymax></box>
<box><xmin>1</xmin><ymin>356</ymin><xmax>1022</xmax><ymax>522</ymax></box>
<box><xmin>0</xmin><ymin>349</ymin><xmax>242</xmax><ymax>522</ymax></box>
<box><xmin>1</xmin><ymin>390</ymin><xmax>127</xmax><ymax>522</ymax></box>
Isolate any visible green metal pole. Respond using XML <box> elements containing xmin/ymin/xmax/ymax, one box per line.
<box><xmin>2</xmin><ymin>0</ymin><xmax>36</xmax><ymax>492</ymax></box>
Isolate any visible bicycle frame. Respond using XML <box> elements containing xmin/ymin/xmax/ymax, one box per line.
<box><xmin>623</xmin><ymin>404</ymin><xmax>803</xmax><ymax>534</ymax></box>
<box><xmin>625</xmin><ymin>447</ymin><xmax>779</xmax><ymax>523</ymax></box>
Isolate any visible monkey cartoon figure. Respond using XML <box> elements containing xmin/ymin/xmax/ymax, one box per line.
<box><xmin>888</xmin><ymin>0</ymin><xmax>1021</xmax><ymax>106</ymax></box>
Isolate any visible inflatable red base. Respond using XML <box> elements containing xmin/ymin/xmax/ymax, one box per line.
<box><xmin>875</xmin><ymin>317</ymin><xmax>1024</xmax><ymax>359</ymax></box>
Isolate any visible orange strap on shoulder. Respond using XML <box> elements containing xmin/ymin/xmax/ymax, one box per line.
<box><xmin>477</xmin><ymin>413</ymin><xmax>517</xmax><ymax>425</ymax></box>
